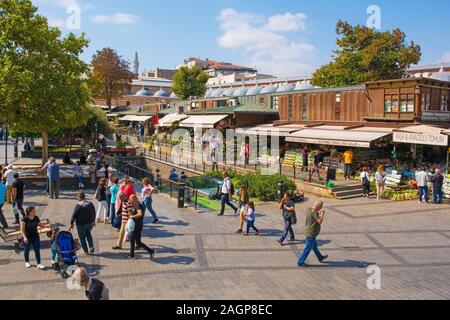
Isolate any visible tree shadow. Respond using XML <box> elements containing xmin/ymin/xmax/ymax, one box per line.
<box><xmin>141</xmin><ymin>226</ymin><xmax>181</xmax><ymax>239</ymax></box>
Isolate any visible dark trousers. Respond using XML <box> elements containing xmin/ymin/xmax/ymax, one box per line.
<box><xmin>220</xmin><ymin>193</ymin><xmax>237</xmax><ymax>215</ymax></box>
<box><xmin>130</xmin><ymin>225</ymin><xmax>154</xmax><ymax>257</ymax></box>
<box><xmin>76</xmin><ymin>224</ymin><xmax>94</xmax><ymax>253</ymax></box>
<box><xmin>280</xmin><ymin>217</ymin><xmax>295</xmax><ymax>242</ymax></box>
<box><xmin>246</xmin><ymin>220</ymin><xmax>259</xmax><ymax>234</ymax></box>
<box><xmin>344</xmin><ymin>164</ymin><xmax>352</xmax><ymax>179</ymax></box>
<box><xmin>24</xmin><ymin>237</ymin><xmax>41</xmax><ymax>264</ymax></box>
<box><xmin>14</xmin><ymin>200</ymin><xmax>26</xmax><ymax>223</ymax></box>
<box><xmin>106</xmin><ymin>192</ymin><xmax>112</xmax><ymax>220</ymax></box>
<box><xmin>419</xmin><ymin>186</ymin><xmax>430</xmax><ymax>203</ymax></box>
<box><xmin>362</xmin><ymin>183</ymin><xmax>371</xmax><ymax>197</ymax></box>
<box><xmin>0</xmin><ymin>204</ymin><xmax>8</xmax><ymax>228</ymax></box>
<box><xmin>433</xmin><ymin>188</ymin><xmax>443</xmax><ymax>204</ymax></box>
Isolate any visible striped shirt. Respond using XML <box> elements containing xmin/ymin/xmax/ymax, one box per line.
<box><xmin>121</xmin><ymin>201</ymin><xmax>131</xmax><ymax>224</ymax></box>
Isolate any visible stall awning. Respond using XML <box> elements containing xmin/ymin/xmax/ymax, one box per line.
<box><xmin>236</xmin><ymin>124</ymin><xmax>306</xmax><ymax>137</ymax></box>
<box><xmin>286</xmin><ymin>127</ymin><xmax>391</xmax><ymax>148</ymax></box>
<box><xmin>158</xmin><ymin>113</ymin><xmax>189</xmax><ymax>127</ymax></box>
<box><xmin>179</xmin><ymin>115</ymin><xmax>229</xmax><ymax>128</ymax></box>
<box><xmin>119</xmin><ymin>115</ymin><xmax>152</xmax><ymax>122</ymax></box>
<box><xmin>393</xmin><ymin>125</ymin><xmax>450</xmax><ymax>146</ymax></box>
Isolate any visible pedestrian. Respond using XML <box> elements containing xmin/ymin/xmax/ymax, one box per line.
<box><xmin>95</xmin><ymin>178</ymin><xmax>108</xmax><ymax>223</ymax></box>
<box><xmin>49</xmin><ymin>227</ymin><xmax>60</xmax><ymax>269</ymax></box>
<box><xmin>69</xmin><ymin>192</ymin><xmax>96</xmax><ymax>255</ymax></box>
<box><xmin>154</xmin><ymin>169</ymin><xmax>161</xmax><ymax>190</ymax></box>
<box><xmin>0</xmin><ymin>178</ymin><xmax>8</xmax><ymax>229</ymax></box>
<box><xmin>20</xmin><ymin>207</ymin><xmax>46</xmax><ymax>270</ymax></box>
<box><xmin>79</xmin><ymin>153</ymin><xmax>87</xmax><ymax>165</ymax></box>
<box><xmin>180</xmin><ymin>171</ymin><xmax>187</xmax><ymax>182</ymax></box>
<box><xmin>243</xmin><ymin>201</ymin><xmax>259</xmax><ymax>236</ymax></box>
<box><xmin>277</xmin><ymin>193</ymin><xmax>296</xmax><ymax>245</ymax></box>
<box><xmin>360</xmin><ymin>167</ymin><xmax>371</xmax><ymax>198</ymax></box>
<box><xmin>105</xmin><ymin>173</ymin><xmax>114</xmax><ymax>220</ymax></box>
<box><xmin>343</xmin><ymin>149</ymin><xmax>354</xmax><ymax>180</ymax></box>
<box><xmin>39</xmin><ymin>157</ymin><xmax>54</xmax><ymax>196</ymax></box>
<box><xmin>431</xmin><ymin>168</ymin><xmax>444</xmax><ymax>204</ymax></box>
<box><xmin>244</xmin><ymin>142</ymin><xmax>250</xmax><ymax>165</ymax></box>
<box><xmin>141</xmin><ymin>178</ymin><xmax>159</xmax><ymax>223</ymax></box>
<box><xmin>112</xmin><ymin>192</ymin><xmax>129</xmax><ymax>250</ymax></box>
<box><xmin>416</xmin><ymin>167</ymin><xmax>429</xmax><ymax>204</ymax></box>
<box><xmin>12</xmin><ymin>173</ymin><xmax>26</xmax><ymax>224</ymax></box>
<box><xmin>73</xmin><ymin>267</ymin><xmax>109</xmax><ymax>300</ymax></box>
<box><xmin>74</xmin><ymin>161</ymin><xmax>84</xmax><ymax>189</ymax></box>
<box><xmin>127</xmin><ymin>195</ymin><xmax>156</xmax><ymax>260</ymax></box>
<box><xmin>148</xmin><ymin>169</ymin><xmax>155</xmax><ymax>186</ymax></box>
<box><xmin>104</xmin><ymin>162</ymin><xmax>110</xmax><ymax>179</ymax></box>
<box><xmin>4</xmin><ymin>165</ymin><xmax>17</xmax><ymax>204</ymax></box>
<box><xmin>375</xmin><ymin>166</ymin><xmax>386</xmax><ymax>200</ymax></box>
<box><xmin>218</xmin><ymin>172</ymin><xmax>238</xmax><ymax>216</ymax></box>
<box><xmin>48</xmin><ymin>158</ymin><xmax>61</xmax><ymax>199</ymax></box>
<box><xmin>109</xmin><ymin>177</ymin><xmax>119</xmax><ymax>224</ymax></box>
<box><xmin>297</xmin><ymin>201</ymin><xmax>329</xmax><ymax>268</ymax></box>
<box><xmin>169</xmin><ymin>169</ymin><xmax>179</xmax><ymax>182</ymax></box>
<box><xmin>236</xmin><ymin>185</ymin><xmax>249</xmax><ymax>234</ymax></box>
<box><xmin>63</xmin><ymin>152</ymin><xmax>72</xmax><ymax>164</ymax></box>
<box><xmin>123</xmin><ymin>178</ymin><xmax>136</xmax><ymax>200</ymax></box>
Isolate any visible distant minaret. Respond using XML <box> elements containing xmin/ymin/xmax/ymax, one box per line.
<box><xmin>133</xmin><ymin>52</ymin><xmax>140</xmax><ymax>75</ymax></box>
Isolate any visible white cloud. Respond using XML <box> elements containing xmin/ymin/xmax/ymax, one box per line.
<box><xmin>91</xmin><ymin>13</ymin><xmax>140</xmax><ymax>25</ymax></box>
<box><xmin>48</xmin><ymin>18</ymin><xmax>65</xmax><ymax>28</ymax></box>
<box><xmin>442</xmin><ymin>53</ymin><xmax>450</xmax><ymax>63</ymax></box>
<box><xmin>217</xmin><ymin>8</ymin><xmax>314</xmax><ymax>77</ymax></box>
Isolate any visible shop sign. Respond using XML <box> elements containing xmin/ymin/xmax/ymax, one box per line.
<box><xmin>393</xmin><ymin>132</ymin><xmax>449</xmax><ymax>146</ymax></box>
<box><xmin>286</xmin><ymin>137</ymin><xmax>371</xmax><ymax>148</ymax></box>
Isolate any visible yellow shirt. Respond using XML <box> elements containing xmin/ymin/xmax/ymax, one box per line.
<box><xmin>344</xmin><ymin>151</ymin><xmax>353</xmax><ymax>164</ymax></box>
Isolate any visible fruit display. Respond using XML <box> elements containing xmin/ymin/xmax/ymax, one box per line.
<box><xmin>384</xmin><ymin>189</ymin><xmax>418</xmax><ymax>201</ymax></box>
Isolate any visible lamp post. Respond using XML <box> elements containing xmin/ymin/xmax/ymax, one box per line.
<box><xmin>1</xmin><ymin>9</ymin><xmax>6</xmax><ymax>164</ymax></box>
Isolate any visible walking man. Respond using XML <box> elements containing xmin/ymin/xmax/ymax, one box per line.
<box><xmin>297</xmin><ymin>201</ymin><xmax>328</xmax><ymax>268</ymax></box>
<box><xmin>48</xmin><ymin>158</ymin><xmax>61</xmax><ymax>199</ymax></box>
<box><xmin>0</xmin><ymin>178</ymin><xmax>8</xmax><ymax>229</ymax></box>
<box><xmin>218</xmin><ymin>172</ymin><xmax>238</xmax><ymax>216</ymax></box>
<box><xmin>416</xmin><ymin>167</ymin><xmax>429</xmax><ymax>204</ymax></box>
<box><xmin>431</xmin><ymin>168</ymin><xmax>444</xmax><ymax>204</ymax></box>
<box><xmin>69</xmin><ymin>192</ymin><xmax>96</xmax><ymax>255</ymax></box>
<box><xmin>277</xmin><ymin>193</ymin><xmax>296</xmax><ymax>245</ymax></box>
<box><xmin>343</xmin><ymin>149</ymin><xmax>353</xmax><ymax>180</ymax></box>
<box><xmin>12</xmin><ymin>173</ymin><xmax>26</xmax><ymax>224</ymax></box>
<box><xmin>4</xmin><ymin>165</ymin><xmax>17</xmax><ymax>204</ymax></box>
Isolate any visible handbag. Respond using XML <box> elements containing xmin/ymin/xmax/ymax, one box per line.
<box><xmin>125</xmin><ymin>219</ymin><xmax>135</xmax><ymax>233</ymax></box>
<box><xmin>112</xmin><ymin>214</ymin><xmax>122</xmax><ymax>229</ymax></box>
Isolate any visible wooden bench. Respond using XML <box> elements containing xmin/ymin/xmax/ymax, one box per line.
<box><xmin>0</xmin><ymin>219</ymin><xmax>52</xmax><ymax>243</ymax></box>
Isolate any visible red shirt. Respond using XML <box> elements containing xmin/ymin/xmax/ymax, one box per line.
<box><xmin>123</xmin><ymin>184</ymin><xmax>136</xmax><ymax>200</ymax></box>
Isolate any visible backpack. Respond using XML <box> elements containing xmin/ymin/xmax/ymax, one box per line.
<box><xmin>229</xmin><ymin>180</ymin><xmax>235</xmax><ymax>196</ymax></box>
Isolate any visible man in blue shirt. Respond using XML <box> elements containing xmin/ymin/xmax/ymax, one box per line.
<box><xmin>48</xmin><ymin>159</ymin><xmax>61</xmax><ymax>199</ymax></box>
<box><xmin>0</xmin><ymin>179</ymin><xmax>8</xmax><ymax>228</ymax></box>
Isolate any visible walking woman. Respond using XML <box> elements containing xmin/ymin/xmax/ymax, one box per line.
<box><xmin>109</xmin><ymin>177</ymin><xmax>119</xmax><ymax>224</ymax></box>
<box><xmin>74</xmin><ymin>161</ymin><xmax>84</xmax><ymax>189</ymax></box>
<box><xmin>95</xmin><ymin>178</ymin><xmax>109</xmax><ymax>223</ymax></box>
<box><xmin>127</xmin><ymin>195</ymin><xmax>156</xmax><ymax>260</ymax></box>
<box><xmin>141</xmin><ymin>178</ymin><xmax>159</xmax><ymax>223</ymax></box>
<box><xmin>375</xmin><ymin>166</ymin><xmax>386</xmax><ymax>200</ymax></box>
<box><xmin>236</xmin><ymin>185</ymin><xmax>249</xmax><ymax>234</ymax></box>
<box><xmin>20</xmin><ymin>207</ymin><xmax>46</xmax><ymax>269</ymax></box>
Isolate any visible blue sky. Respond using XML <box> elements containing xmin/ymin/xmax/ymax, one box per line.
<box><xmin>33</xmin><ymin>0</ymin><xmax>450</xmax><ymax>77</ymax></box>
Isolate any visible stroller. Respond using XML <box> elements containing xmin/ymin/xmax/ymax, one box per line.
<box><xmin>54</xmin><ymin>231</ymin><xmax>80</xmax><ymax>279</ymax></box>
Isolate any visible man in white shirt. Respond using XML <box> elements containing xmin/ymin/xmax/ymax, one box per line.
<box><xmin>4</xmin><ymin>165</ymin><xmax>17</xmax><ymax>204</ymax></box>
<box><xmin>416</xmin><ymin>168</ymin><xmax>429</xmax><ymax>203</ymax></box>
<box><xmin>218</xmin><ymin>172</ymin><xmax>238</xmax><ymax>216</ymax></box>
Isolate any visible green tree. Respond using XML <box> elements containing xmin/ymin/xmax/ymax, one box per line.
<box><xmin>172</xmin><ymin>65</ymin><xmax>209</xmax><ymax>100</ymax></box>
<box><xmin>0</xmin><ymin>0</ymin><xmax>91</xmax><ymax>163</ymax></box>
<box><xmin>89</xmin><ymin>48</ymin><xmax>134</xmax><ymax>111</ymax></box>
<box><xmin>311</xmin><ymin>20</ymin><xmax>421</xmax><ymax>87</ymax></box>
<box><xmin>74</xmin><ymin>105</ymin><xmax>111</xmax><ymax>145</ymax></box>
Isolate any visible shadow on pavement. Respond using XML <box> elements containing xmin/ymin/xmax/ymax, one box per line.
<box><xmin>309</xmin><ymin>260</ymin><xmax>376</xmax><ymax>269</ymax></box>
<box><xmin>151</xmin><ymin>255</ymin><xmax>195</xmax><ymax>266</ymax></box>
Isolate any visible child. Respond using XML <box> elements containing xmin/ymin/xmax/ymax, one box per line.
<box><xmin>244</xmin><ymin>201</ymin><xmax>259</xmax><ymax>236</ymax></box>
<box><xmin>49</xmin><ymin>227</ymin><xmax>61</xmax><ymax>270</ymax></box>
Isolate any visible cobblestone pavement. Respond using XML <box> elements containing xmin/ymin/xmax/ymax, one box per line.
<box><xmin>0</xmin><ymin>187</ymin><xmax>449</xmax><ymax>300</ymax></box>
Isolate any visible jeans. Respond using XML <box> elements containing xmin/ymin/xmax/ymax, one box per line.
<box><xmin>96</xmin><ymin>200</ymin><xmax>108</xmax><ymax>221</ymax></box>
<box><xmin>280</xmin><ymin>217</ymin><xmax>295</xmax><ymax>242</ymax></box>
<box><xmin>220</xmin><ymin>193</ymin><xmax>237</xmax><ymax>215</ymax></box>
<box><xmin>51</xmin><ymin>248</ymin><xmax>58</xmax><ymax>263</ymax></box>
<box><xmin>49</xmin><ymin>180</ymin><xmax>60</xmax><ymax>198</ymax></box>
<box><xmin>433</xmin><ymin>188</ymin><xmax>443</xmax><ymax>204</ymax></box>
<box><xmin>297</xmin><ymin>237</ymin><xmax>325</xmax><ymax>265</ymax></box>
<box><xmin>109</xmin><ymin>202</ymin><xmax>116</xmax><ymax>222</ymax></box>
<box><xmin>0</xmin><ymin>204</ymin><xmax>8</xmax><ymax>228</ymax></box>
<box><xmin>344</xmin><ymin>164</ymin><xmax>352</xmax><ymax>179</ymax></box>
<box><xmin>76</xmin><ymin>224</ymin><xmax>94</xmax><ymax>254</ymax></box>
<box><xmin>143</xmin><ymin>197</ymin><xmax>158</xmax><ymax>221</ymax></box>
<box><xmin>75</xmin><ymin>175</ymin><xmax>83</xmax><ymax>186</ymax></box>
<box><xmin>24</xmin><ymin>237</ymin><xmax>41</xmax><ymax>264</ymax></box>
<box><xmin>106</xmin><ymin>192</ymin><xmax>112</xmax><ymax>219</ymax></box>
<box><xmin>246</xmin><ymin>220</ymin><xmax>259</xmax><ymax>234</ymax></box>
<box><xmin>419</xmin><ymin>186</ymin><xmax>429</xmax><ymax>203</ymax></box>
<box><xmin>130</xmin><ymin>225</ymin><xmax>154</xmax><ymax>257</ymax></box>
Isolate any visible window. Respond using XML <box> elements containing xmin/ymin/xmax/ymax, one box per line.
<box><xmin>302</xmin><ymin>94</ymin><xmax>307</xmax><ymax>121</ymax></box>
<box><xmin>407</xmin><ymin>95</ymin><xmax>415</xmax><ymax>113</ymax></box>
<box><xmin>384</xmin><ymin>96</ymin><xmax>393</xmax><ymax>112</ymax></box>
<box><xmin>400</xmin><ymin>95</ymin><xmax>408</xmax><ymax>112</ymax></box>
<box><xmin>288</xmin><ymin>95</ymin><xmax>293</xmax><ymax>120</ymax></box>
<box><xmin>271</xmin><ymin>96</ymin><xmax>279</xmax><ymax>110</ymax></box>
<box><xmin>335</xmin><ymin>93</ymin><xmax>341</xmax><ymax>120</ymax></box>
<box><xmin>441</xmin><ymin>95</ymin><xmax>448</xmax><ymax>111</ymax></box>
<box><xmin>385</xmin><ymin>94</ymin><xmax>410</xmax><ymax>113</ymax></box>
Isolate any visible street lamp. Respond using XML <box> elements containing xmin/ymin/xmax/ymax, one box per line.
<box><xmin>1</xmin><ymin>9</ymin><xmax>8</xmax><ymax>164</ymax></box>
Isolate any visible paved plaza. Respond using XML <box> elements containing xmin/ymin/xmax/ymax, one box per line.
<box><xmin>0</xmin><ymin>184</ymin><xmax>449</xmax><ymax>300</ymax></box>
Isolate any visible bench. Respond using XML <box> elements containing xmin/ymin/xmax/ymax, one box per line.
<box><xmin>0</xmin><ymin>219</ymin><xmax>52</xmax><ymax>243</ymax></box>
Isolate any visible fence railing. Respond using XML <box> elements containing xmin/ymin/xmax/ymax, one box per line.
<box><xmin>104</xmin><ymin>154</ymin><xmax>199</xmax><ymax>210</ymax></box>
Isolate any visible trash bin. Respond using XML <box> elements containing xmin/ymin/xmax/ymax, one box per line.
<box><xmin>327</xmin><ymin>168</ymin><xmax>337</xmax><ymax>182</ymax></box>
<box><xmin>178</xmin><ymin>183</ymin><xmax>186</xmax><ymax>209</ymax></box>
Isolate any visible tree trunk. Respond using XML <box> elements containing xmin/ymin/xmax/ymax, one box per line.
<box><xmin>31</xmin><ymin>138</ymin><xmax>35</xmax><ymax>150</ymax></box>
<box><xmin>42</xmin><ymin>130</ymin><xmax>49</xmax><ymax>165</ymax></box>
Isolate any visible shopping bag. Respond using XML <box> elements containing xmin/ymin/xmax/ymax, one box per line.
<box><xmin>125</xmin><ymin>219</ymin><xmax>135</xmax><ymax>233</ymax></box>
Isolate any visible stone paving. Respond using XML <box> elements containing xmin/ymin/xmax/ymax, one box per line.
<box><xmin>0</xmin><ymin>186</ymin><xmax>449</xmax><ymax>300</ymax></box>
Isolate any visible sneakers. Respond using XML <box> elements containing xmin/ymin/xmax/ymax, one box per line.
<box><xmin>152</xmin><ymin>219</ymin><xmax>159</xmax><ymax>224</ymax></box>
<box><xmin>89</xmin><ymin>248</ymin><xmax>95</xmax><ymax>255</ymax></box>
<box><xmin>25</xmin><ymin>262</ymin><xmax>32</xmax><ymax>269</ymax></box>
<box><xmin>319</xmin><ymin>255</ymin><xmax>329</xmax><ymax>263</ymax></box>
<box><xmin>37</xmin><ymin>264</ymin><xmax>46</xmax><ymax>270</ymax></box>
<box><xmin>112</xmin><ymin>246</ymin><xmax>122</xmax><ymax>250</ymax></box>
<box><xmin>277</xmin><ymin>239</ymin><xmax>284</xmax><ymax>245</ymax></box>
<box><xmin>297</xmin><ymin>263</ymin><xmax>309</xmax><ymax>268</ymax></box>
<box><xmin>150</xmin><ymin>249</ymin><xmax>156</xmax><ymax>260</ymax></box>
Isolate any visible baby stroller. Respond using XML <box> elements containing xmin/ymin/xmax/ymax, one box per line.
<box><xmin>55</xmin><ymin>231</ymin><xmax>79</xmax><ymax>279</ymax></box>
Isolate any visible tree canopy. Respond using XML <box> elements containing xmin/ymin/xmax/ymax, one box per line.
<box><xmin>172</xmin><ymin>65</ymin><xmax>209</xmax><ymax>100</ymax></box>
<box><xmin>89</xmin><ymin>48</ymin><xmax>134</xmax><ymax>110</ymax></box>
<box><xmin>311</xmin><ymin>20</ymin><xmax>421</xmax><ymax>88</ymax></box>
<box><xmin>0</xmin><ymin>0</ymin><xmax>92</xmax><ymax>163</ymax></box>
